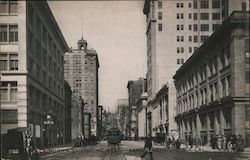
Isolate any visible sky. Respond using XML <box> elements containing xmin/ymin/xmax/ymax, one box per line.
<box><xmin>48</xmin><ymin>1</ymin><xmax>147</xmax><ymax>112</ymax></box>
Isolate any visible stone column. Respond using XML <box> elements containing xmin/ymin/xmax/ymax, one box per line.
<box><xmin>219</xmin><ymin>109</ymin><xmax>225</xmax><ymax>135</ymax></box>
<box><xmin>214</xmin><ymin>110</ymin><xmax>220</xmax><ymax>135</ymax></box>
<box><xmin>196</xmin><ymin>114</ymin><xmax>201</xmax><ymax>137</ymax></box>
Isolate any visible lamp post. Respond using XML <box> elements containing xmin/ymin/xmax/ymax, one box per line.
<box><xmin>44</xmin><ymin>115</ymin><xmax>54</xmax><ymax>149</ymax></box>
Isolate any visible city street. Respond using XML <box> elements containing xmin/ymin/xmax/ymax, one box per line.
<box><xmin>40</xmin><ymin>141</ymin><xmax>250</xmax><ymax>160</ymax></box>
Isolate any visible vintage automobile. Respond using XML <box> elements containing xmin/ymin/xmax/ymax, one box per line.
<box><xmin>2</xmin><ymin>127</ymin><xmax>38</xmax><ymax>160</ymax></box>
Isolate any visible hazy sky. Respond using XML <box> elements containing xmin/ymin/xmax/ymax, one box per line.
<box><xmin>48</xmin><ymin>1</ymin><xmax>147</xmax><ymax>112</ymax></box>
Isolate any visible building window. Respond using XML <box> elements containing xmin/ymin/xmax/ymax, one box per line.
<box><xmin>189</xmin><ymin>47</ymin><xmax>192</xmax><ymax>53</ymax></box>
<box><xmin>188</xmin><ymin>3</ymin><xmax>192</xmax><ymax>8</ymax></box>
<box><xmin>181</xmin><ymin>36</ymin><xmax>184</xmax><ymax>42</ymax></box>
<box><xmin>177</xmin><ymin>47</ymin><xmax>180</xmax><ymax>53</ymax></box>
<box><xmin>0</xmin><ymin>81</ymin><xmax>17</xmax><ymax>101</ymax></box>
<box><xmin>181</xmin><ymin>25</ymin><xmax>184</xmax><ymax>30</ymax></box>
<box><xmin>193</xmin><ymin>24</ymin><xmax>198</xmax><ymax>31</ymax></box>
<box><xmin>189</xmin><ymin>25</ymin><xmax>192</xmax><ymax>30</ymax></box>
<box><xmin>193</xmin><ymin>13</ymin><xmax>198</xmax><ymax>20</ymax></box>
<box><xmin>177</xmin><ymin>59</ymin><xmax>180</xmax><ymax>64</ymax></box>
<box><xmin>0</xmin><ymin>53</ymin><xmax>18</xmax><ymax>71</ymax></box>
<box><xmin>200</xmin><ymin>24</ymin><xmax>209</xmax><ymax>31</ymax></box>
<box><xmin>177</xmin><ymin>13</ymin><xmax>184</xmax><ymax>19</ymax></box>
<box><xmin>0</xmin><ymin>54</ymin><xmax>7</xmax><ymax>70</ymax></box>
<box><xmin>212</xmin><ymin>24</ymin><xmax>220</xmax><ymax>31</ymax></box>
<box><xmin>181</xmin><ymin>58</ymin><xmax>184</xmax><ymax>64</ymax></box>
<box><xmin>158</xmin><ymin>12</ymin><xmax>162</xmax><ymax>20</ymax></box>
<box><xmin>242</xmin><ymin>2</ymin><xmax>247</xmax><ymax>11</ymax></box>
<box><xmin>212</xmin><ymin>0</ymin><xmax>220</xmax><ymax>8</ymax></box>
<box><xmin>189</xmin><ymin>36</ymin><xmax>192</xmax><ymax>42</ymax></box>
<box><xmin>193</xmin><ymin>0</ymin><xmax>197</xmax><ymax>9</ymax></box>
<box><xmin>10</xmin><ymin>54</ymin><xmax>18</xmax><ymax>70</ymax></box>
<box><xmin>176</xmin><ymin>3</ymin><xmax>180</xmax><ymax>8</ymax></box>
<box><xmin>0</xmin><ymin>82</ymin><xmax>8</xmax><ymax>100</ymax></box>
<box><xmin>212</xmin><ymin>13</ymin><xmax>220</xmax><ymax>20</ymax></box>
<box><xmin>189</xmin><ymin>13</ymin><xmax>192</xmax><ymax>19</ymax></box>
<box><xmin>0</xmin><ymin>24</ymin><xmax>18</xmax><ymax>43</ymax></box>
<box><xmin>9</xmin><ymin>25</ymin><xmax>18</xmax><ymax>42</ymax></box>
<box><xmin>194</xmin><ymin>36</ymin><xmax>198</xmax><ymax>43</ymax></box>
<box><xmin>158</xmin><ymin>1</ymin><xmax>162</xmax><ymax>9</ymax></box>
<box><xmin>177</xmin><ymin>36</ymin><xmax>180</xmax><ymax>42</ymax></box>
<box><xmin>158</xmin><ymin>23</ymin><xmax>162</xmax><ymax>31</ymax></box>
<box><xmin>201</xmin><ymin>35</ymin><xmax>209</xmax><ymax>43</ymax></box>
<box><xmin>200</xmin><ymin>0</ymin><xmax>209</xmax><ymax>8</ymax></box>
<box><xmin>181</xmin><ymin>47</ymin><xmax>184</xmax><ymax>53</ymax></box>
<box><xmin>177</xmin><ymin>25</ymin><xmax>184</xmax><ymax>31</ymax></box>
<box><xmin>200</xmin><ymin>13</ymin><xmax>209</xmax><ymax>20</ymax></box>
<box><xmin>0</xmin><ymin>25</ymin><xmax>7</xmax><ymax>42</ymax></box>
<box><xmin>0</xmin><ymin>0</ymin><xmax>18</xmax><ymax>14</ymax></box>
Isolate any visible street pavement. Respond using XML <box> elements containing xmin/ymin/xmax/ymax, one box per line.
<box><xmin>40</xmin><ymin>141</ymin><xmax>250</xmax><ymax>160</ymax></box>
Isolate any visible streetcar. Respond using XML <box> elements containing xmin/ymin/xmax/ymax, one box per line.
<box><xmin>107</xmin><ymin>128</ymin><xmax>121</xmax><ymax>144</ymax></box>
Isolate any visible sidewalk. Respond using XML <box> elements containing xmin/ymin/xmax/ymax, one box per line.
<box><xmin>122</xmin><ymin>140</ymin><xmax>250</xmax><ymax>154</ymax></box>
<box><xmin>38</xmin><ymin>144</ymin><xmax>73</xmax><ymax>156</ymax></box>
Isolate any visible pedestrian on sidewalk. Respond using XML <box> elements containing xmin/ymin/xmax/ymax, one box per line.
<box><xmin>210</xmin><ymin>135</ymin><xmax>217</xmax><ymax>149</ymax></box>
<box><xmin>231</xmin><ymin>135</ymin><xmax>237</xmax><ymax>152</ymax></box>
<box><xmin>188</xmin><ymin>135</ymin><xmax>194</xmax><ymax>150</ymax></box>
<box><xmin>222</xmin><ymin>135</ymin><xmax>227</xmax><ymax>151</ymax></box>
<box><xmin>141</xmin><ymin>135</ymin><xmax>154</xmax><ymax>160</ymax></box>
<box><xmin>217</xmin><ymin>135</ymin><xmax>223</xmax><ymax>150</ymax></box>
<box><xmin>194</xmin><ymin>135</ymin><xmax>201</xmax><ymax>151</ymax></box>
<box><xmin>236</xmin><ymin>135</ymin><xmax>244</xmax><ymax>152</ymax></box>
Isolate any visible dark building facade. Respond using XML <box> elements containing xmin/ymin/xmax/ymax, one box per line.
<box><xmin>127</xmin><ymin>78</ymin><xmax>145</xmax><ymax>139</ymax></box>
<box><xmin>174</xmin><ymin>11</ymin><xmax>250</xmax><ymax>146</ymax></box>
<box><xmin>64</xmin><ymin>81</ymin><xmax>72</xmax><ymax>144</ymax></box>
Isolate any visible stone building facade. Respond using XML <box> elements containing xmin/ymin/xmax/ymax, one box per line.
<box><xmin>64</xmin><ymin>38</ymin><xmax>99</xmax><ymax>136</ymax></box>
<box><xmin>0</xmin><ymin>1</ymin><xmax>69</xmax><ymax>148</ymax></box>
<box><xmin>174</xmin><ymin>11</ymin><xmax>250</xmax><ymax>146</ymax></box>
<box><xmin>148</xmin><ymin>80</ymin><xmax>177</xmax><ymax>137</ymax></box>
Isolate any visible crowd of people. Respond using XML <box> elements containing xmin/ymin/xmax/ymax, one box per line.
<box><xmin>210</xmin><ymin>134</ymin><xmax>245</xmax><ymax>152</ymax></box>
<box><xmin>182</xmin><ymin>134</ymin><xmax>245</xmax><ymax>152</ymax></box>
<box><xmin>150</xmin><ymin>134</ymin><xmax>245</xmax><ymax>152</ymax></box>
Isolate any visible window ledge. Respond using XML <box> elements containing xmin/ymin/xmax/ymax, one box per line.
<box><xmin>1</xmin><ymin>70</ymin><xmax>28</xmax><ymax>75</ymax></box>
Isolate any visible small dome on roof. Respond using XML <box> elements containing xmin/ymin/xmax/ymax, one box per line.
<box><xmin>78</xmin><ymin>36</ymin><xmax>87</xmax><ymax>44</ymax></box>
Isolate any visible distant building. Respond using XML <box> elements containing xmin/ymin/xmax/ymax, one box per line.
<box><xmin>71</xmin><ymin>96</ymin><xmax>84</xmax><ymax>140</ymax></box>
<box><xmin>0</xmin><ymin>1</ymin><xmax>69</xmax><ymax>148</ymax></box>
<box><xmin>127</xmin><ymin>78</ymin><xmax>145</xmax><ymax>139</ymax></box>
<box><xmin>97</xmin><ymin>105</ymin><xmax>103</xmax><ymax>138</ymax></box>
<box><xmin>148</xmin><ymin>80</ymin><xmax>176</xmax><ymax>137</ymax></box>
<box><xmin>117</xmin><ymin>99</ymin><xmax>129</xmax><ymax>137</ymax></box>
<box><xmin>64</xmin><ymin>37</ymin><xmax>99</xmax><ymax>136</ymax></box>
<box><xmin>137</xmin><ymin>92</ymin><xmax>148</xmax><ymax>139</ymax></box>
<box><xmin>64</xmin><ymin>81</ymin><xmax>72</xmax><ymax>144</ymax></box>
<box><xmin>173</xmin><ymin>11</ymin><xmax>250</xmax><ymax>146</ymax></box>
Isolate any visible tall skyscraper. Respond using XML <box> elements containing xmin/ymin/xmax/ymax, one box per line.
<box><xmin>143</xmin><ymin>0</ymin><xmax>249</xmax><ymax>101</ymax></box>
<box><xmin>0</xmin><ymin>1</ymin><xmax>69</xmax><ymax>147</ymax></box>
<box><xmin>64</xmin><ymin>37</ymin><xmax>99</xmax><ymax>136</ymax></box>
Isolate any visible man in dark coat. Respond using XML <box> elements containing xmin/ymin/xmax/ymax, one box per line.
<box><xmin>141</xmin><ymin>135</ymin><xmax>154</xmax><ymax>160</ymax></box>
